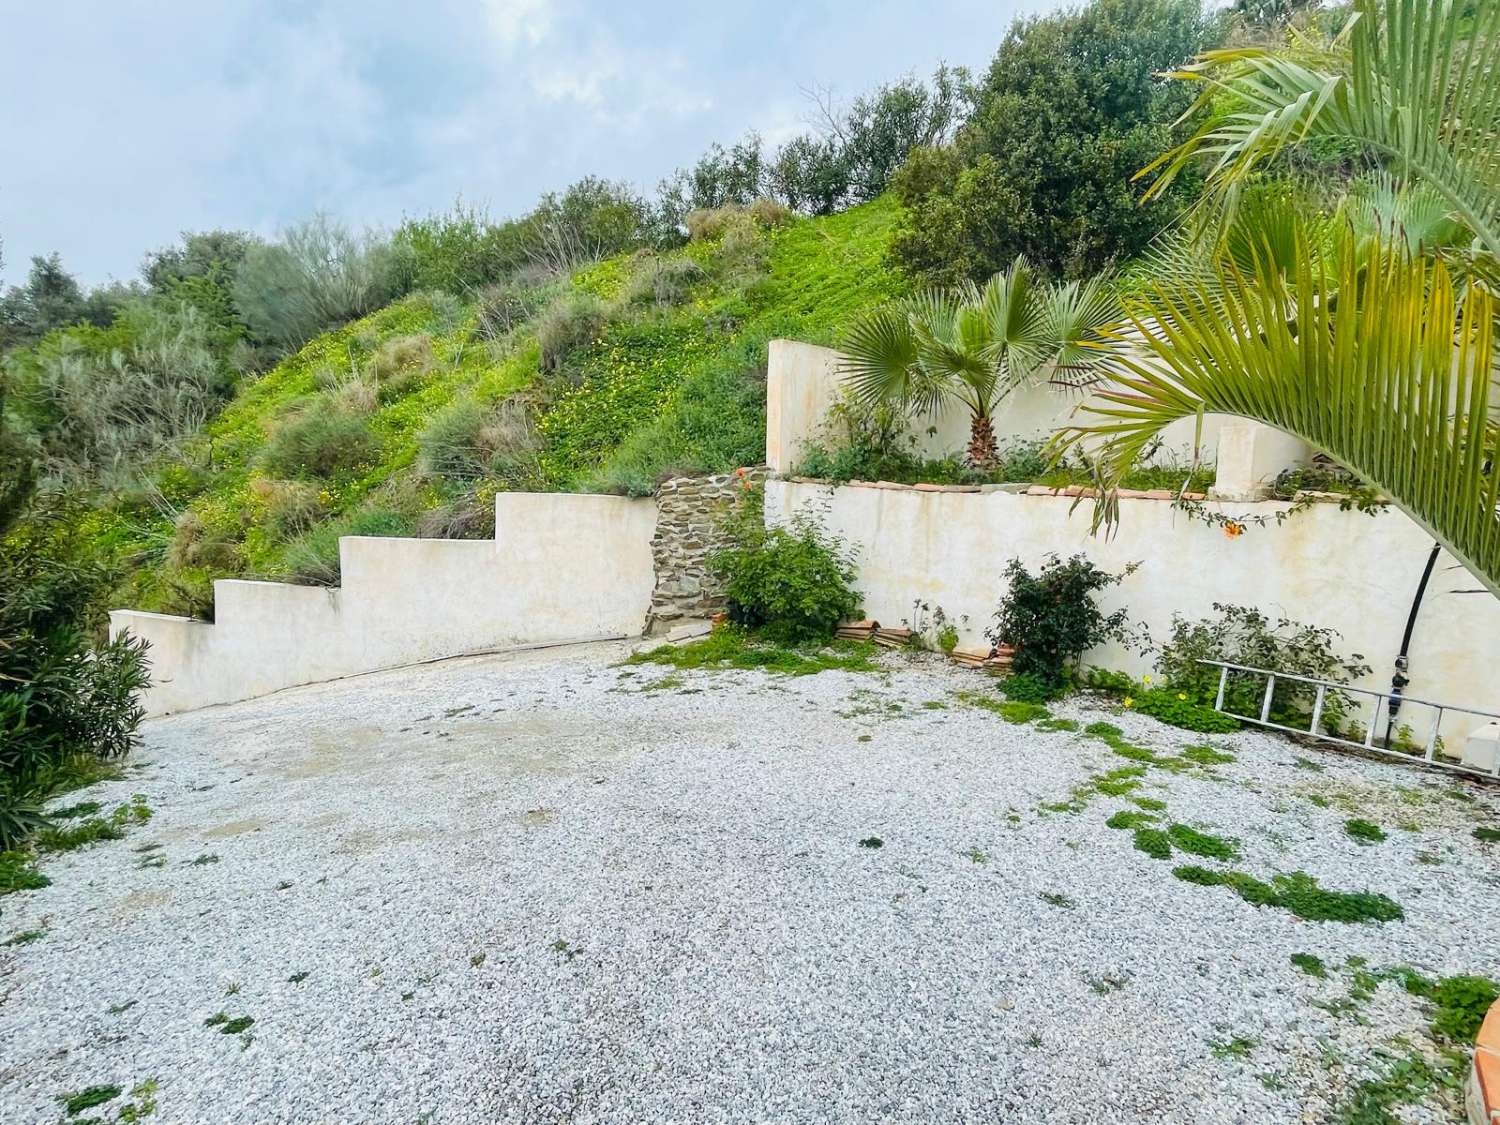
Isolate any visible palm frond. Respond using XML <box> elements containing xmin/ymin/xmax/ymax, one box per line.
<box><xmin>1055</xmin><ymin>234</ymin><xmax>1500</xmax><ymax>596</ymax></box>
<box><xmin>1144</xmin><ymin>0</ymin><xmax>1500</xmax><ymax>258</ymax></box>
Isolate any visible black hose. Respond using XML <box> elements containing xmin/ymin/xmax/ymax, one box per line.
<box><xmin>1384</xmin><ymin>542</ymin><xmax>1440</xmax><ymax>746</ymax></box>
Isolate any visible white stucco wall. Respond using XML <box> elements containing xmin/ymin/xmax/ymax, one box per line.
<box><xmin>765</xmin><ymin>339</ymin><xmax>1307</xmax><ymax>490</ymax></box>
<box><xmin>110</xmin><ymin>493</ymin><xmax>658</xmax><ymax>716</ymax></box>
<box><xmin>766</xmin><ymin>479</ymin><xmax>1500</xmax><ymax>746</ymax></box>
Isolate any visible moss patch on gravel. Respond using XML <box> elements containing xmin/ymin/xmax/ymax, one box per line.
<box><xmin>626</xmin><ymin>628</ymin><xmax>878</xmax><ymax>678</ymax></box>
<box><xmin>1172</xmin><ymin>867</ymin><xmax>1403</xmax><ymax>923</ymax></box>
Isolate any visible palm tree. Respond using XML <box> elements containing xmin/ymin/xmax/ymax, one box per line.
<box><xmin>840</xmin><ymin>258</ymin><xmax>1120</xmax><ymax>467</ymax></box>
<box><xmin>1053</xmin><ymin>0</ymin><xmax>1500</xmax><ymax>595</ymax></box>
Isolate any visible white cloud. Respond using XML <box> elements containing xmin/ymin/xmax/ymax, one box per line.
<box><xmin>483</xmin><ymin>0</ymin><xmax>555</xmax><ymax>48</ymax></box>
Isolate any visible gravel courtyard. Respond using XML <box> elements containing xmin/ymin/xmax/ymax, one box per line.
<box><xmin>2</xmin><ymin>640</ymin><xmax>1497</xmax><ymax>1124</ymax></box>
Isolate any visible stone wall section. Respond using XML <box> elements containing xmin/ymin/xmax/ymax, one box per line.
<box><xmin>647</xmin><ymin>469</ymin><xmax>765</xmax><ymax>632</ymax></box>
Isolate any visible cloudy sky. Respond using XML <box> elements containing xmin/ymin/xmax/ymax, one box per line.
<box><xmin>1</xmin><ymin>0</ymin><xmax>1063</xmax><ymax>287</ymax></box>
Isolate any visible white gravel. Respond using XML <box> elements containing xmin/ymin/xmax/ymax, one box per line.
<box><xmin>1</xmin><ymin>640</ymin><xmax>1497</xmax><ymax>1124</ymax></box>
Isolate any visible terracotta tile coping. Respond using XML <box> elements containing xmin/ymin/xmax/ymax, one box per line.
<box><xmin>774</xmin><ymin>476</ymin><xmax>1376</xmax><ymax>507</ymax></box>
<box><xmin>1471</xmin><ymin>999</ymin><xmax>1500</xmax><ymax>1125</ymax></box>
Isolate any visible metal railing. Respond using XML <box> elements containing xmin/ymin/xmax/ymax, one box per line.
<box><xmin>1200</xmin><ymin>659</ymin><xmax>1500</xmax><ymax>781</ymax></box>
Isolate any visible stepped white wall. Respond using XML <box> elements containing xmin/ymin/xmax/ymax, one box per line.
<box><xmin>111</xmin><ymin>494</ymin><xmax>658</xmax><ymax>716</ymax></box>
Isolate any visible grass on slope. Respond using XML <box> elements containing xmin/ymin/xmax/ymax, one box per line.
<box><xmin>92</xmin><ymin>198</ymin><xmax>905</xmax><ymax>617</ymax></box>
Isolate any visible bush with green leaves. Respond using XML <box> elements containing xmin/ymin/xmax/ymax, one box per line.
<box><xmin>259</xmin><ymin>404</ymin><xmax>377</xmax><ymax>479</ymax></box>
<box><xmin>233</xmin><ymin>215</ymin><xmax>411</xmax><ymax>351</ymax></box>
<box><xmin>711</xmin><ymin>484</ymin><xmax>862</xmax><ymax>643</ymax></box>
<box><xmin>1155</xmin><ymin>603</ymin><xmax>1370</xmax><ymax>732</ymax></box>
<box><xmin>1131</xmin><ymin>687</ymin><xmax>1240</xmax><ymax>733</ymax></box>
<box><xmin>989</xmin><ymin>554</ymin><xmax>1137</xmax><ymax>687</ymax></box>
<box><xmin>0</xmin><ymin>432</ymin><xmax>150</xmax><ymax>850</ymax></box>
<box><xmin>536</xmin><ymin>290</ymin><xmax>610</xmax><ymax>373</ymax></box>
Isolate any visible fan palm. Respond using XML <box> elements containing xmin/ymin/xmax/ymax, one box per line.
<box><xmin>1053</xmin><ymin>0</ymin><xmax>1500</xmax><ymax>595</ymax></box>
<box><xmin>840</xmin><ymin>258</ymin><xmax>1120</xmax><ymax>467</ymax></box>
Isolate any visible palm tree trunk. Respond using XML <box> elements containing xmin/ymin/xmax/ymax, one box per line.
<box><xmin>966</xmin><ymin>412</ymin><xmax>998</xmax><ymax>468</ymax></box>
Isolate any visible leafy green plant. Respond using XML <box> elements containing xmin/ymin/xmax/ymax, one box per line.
<box><xmin>1427</xmin><ymin>975</ymin><xmax>1499</xmax><ymax>1043</ymax></box>
<box><xmin>1344</xmin><ymin>818</ymin><xmax>1387</xmax><ymax>845</ymax></box>
<box><xmin>259</xmin><ymin>405</ymin><xmax>377</xmax><ymax>479</ymax></box>
<box><xmin>1152</xmin><ymin>604</ymin><xmax>1369</xmax><ymax>732</ymax></box>
<box><xmin>1000</xmin><ymin>672</ymin><xmax>1063</xmax><ymax>704</ymax></box>
<box><xmin>1172</xmin><ymin>866</ymin><xmax>1404</xmax><ymax>924</ymax></box>
<box><xmin>990</xmin><ymin>554</ymin><xmax>1137</xmax><ymax>687</ymax></box>
<box><xmin>1290</xmin><ymin>952</ymin><xmax>1328</xmax><ymax>978</ymax></box>
<box><xmin>626</xmin><ymin>624</ymin><xmax>877</xmax><ymax>677</ymax></box>
<box><xmin>710</xmin><ymin>484</ymin><xmax>861</xmax><ymax>643</ymax></box>
<box><xmin>1131</xmin><ymin>688</ymin><xmax>1240</xmax><ymax>733</ymax></box>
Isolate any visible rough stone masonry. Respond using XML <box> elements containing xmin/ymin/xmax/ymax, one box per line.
<box><xmin>646</xmin><ymin>469</ymin><xmax>766</xmax><ymax>633</ymax></box>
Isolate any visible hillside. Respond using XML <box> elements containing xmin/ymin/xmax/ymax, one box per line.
<box><xmin>94</xmin><ymin>198</ymin><xmax>904</xmax><ymax>618</ymax></box>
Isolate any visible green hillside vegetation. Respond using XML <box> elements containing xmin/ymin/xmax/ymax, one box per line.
<box><xmin>84</xmin><ymin>199</ymin><xmax>902</xmax><ymax>617</ymax></box>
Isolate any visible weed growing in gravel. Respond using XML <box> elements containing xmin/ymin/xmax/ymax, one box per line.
<box><xmin>953</xmin><ymin>691</ymin><xmax>1050</xmax><ymax>724</ymax></box>
<box><xmin>1209</xmin><ymin>1036</ymin><xmax>1256</xmax><ymax>1060</ymax></box>
<box><xmin>1344</xmin><ymin>818</ymin><xmax>1387</xmax><ymax>845</ymax></box>
<box><xmin>189</xmin><ymin>853</ymin><xmax>220</xmax><ymax>866</ymax></box>
<box><xmin>1036</xmin><ymin>717</ymin><xmax>1080</xmax><ymax>732</ymax></box>
<box><xmin>3</xmin><ymin>928</ymin><xmax>44</xmax><ymax>946</ymax></box>
<box><xmin>108</xmin><ymin>999</ymin><xmax>138</xmax><ymax>1014</ymax></box>
<box><xmin>1130</xmin><ymin>797</ymin><xmax>1167</xmax><ymax>812</ymax></box>
<box><xmin>1180</xmin><ymin>744</ymin><xmax>1236</xmax><ymax>766</ymax></box>
<box><xmin>1039</xmin><ymin>891</ymin><xmax>1075</xmax><ymax>909</ymax></box>
<box><xmin>1105</xmin><ymin>810</ymin><xmax>1157</xmax><ymax>830</ymax></box>
<box><xmin>118</xmin><ymin>1078</ymin><xmax>159</xmax><ymax>1122</ymax></box>
<box><xmin>1293</xmin><ymin>757</ymin><xmax>1325</xmax><ymax>772</ymax></box>
<box><xmin>58</xmin><ymin>1084</ymin><xmax>122</xmax><ymax>1115</ymax></box>
<box><xmin>51</xmin><ymin>800</ymin><xmax>102</xmax><ymax>819</ymax></box>
<box><xmin>0</xmin><ymin>850</ymin><xmax>49</xmax><ymax>895</ymax></box>
<box><xmin>550</xmin><ymin>939</ymin><xmax>581</xmax><ymax>961</ymax></box>
<box><xmin>1473</xmin><ymin>827</ymin><xmax>1500</xmax><ymax>843</ymax></box>
<box><xmin>1093</xmin><ymin>771</ymin><xmax>1144</xmax><ymax>797</ymax></box>
<box><xmin>1132</xmin><ymin>829</ymin><xmax>1173</xmax><ymax>859</ymax></box>
<box><xmin>1171</xmin><ymin>867</ymin><xmax>1403</xmax><ymax>923</ymax></box>
<box><xmin>638</xmin><ymin>673</ymin><xmax>687</xmax><ymax>692</ymax></box>
<box><xmin>858</xmin><ymin>836</ymin><xmax>884</xmax><ymax>849</ymax></box>
<box><xmin>625</xmin><ymin>628</ymin><xmax>878</xmax><ymax>677</ymax></box>
<box><xmin>36</xmin><ymin>796</ymin><xmax>152</xmax><ymax>854</ymax></box>
<box><xmin>921</xmin><ymin>700</ymin><xmax>948</xmax><ymax>710</ymax></box>
<box><xmin>1427</xmin><ymin>974</ymin><xmax>1500</xmax><ymax>1042</ymax></box>
<box><xmin>1307</xmin><ymin>794</ymin><xmax>1331</xmax><ymax>808</ymax></box>
<box><xmin>205</xmin><ymin>1012</ymin><xmax>255</xmax><ymax>1034</ymax></box>
<box><xmin>1166</xmin><ymin>824</ymin><xmax>1240</xmax><ymax>861</ymax></box>
<box><xmin>1085</xmin><ymin>972</ymin><xmax>1129</xmax><ymax>995</ymax></box>
<box><xmin>288</xmin><ymin>971</ymin><xmax>309</xmax><ymax>983</ymax></box>
<box><xmin>470</xmin><ymin>953</ymin><xmax>486</xmax><ymax>968</ymax></box>
<box><xmin>1290</xmin><ymin>953</ymin><xmax>1328</xmax><ymax>978</ymax></box>
<box><xmin>963</xmin><ymin>847</ymin><xmax>988</xmax><ymax>864</ymax></box>
<box><xmin>1332</xmin><ymin>1049</ymin><xmax>1467</xmax><ymax>1124</ymax></box>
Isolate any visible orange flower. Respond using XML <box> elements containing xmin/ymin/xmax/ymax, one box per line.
<box><xmin>1223</xmin><ymin>520</ymin><xmax>1244</xmax><ymax>539</ymax></box>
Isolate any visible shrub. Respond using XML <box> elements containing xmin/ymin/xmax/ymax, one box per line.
<box><xmin>619</xmin><ymin>256</ymin><xmax>705</xmax><ymax>309</ymax></box>
<box><xmin>391</xmin><ymin>203</ymin><xmax>523</xmax><ymax>293</ymax></box>
<box><xmin>260</xmin><ymin>404</ymin><xmax>377</xmax><ymax>478</ymax></box>
<box><xmin>536</xmin><ymin>290</ymin><xmax>610</xmax><ymax>372</ymax></box>
<box><xmin>18</xmin><ymin>302</ymin><xmax>234</xmax><ymax>489</ymax></box>
<box><xmin>474</xmin><ymin>279</ymin><xmax>550</xmax><ymax>342</ymax></box>
<box><xmin>0</xmin><ymin>484</ymin><xmax>150</xmax><ymax>850</ymax></box>
<box><xmin>366</xmin><ymin>333</ymin><xmax>435</xmax><ymax>391</ymax></box>
<box><xmin>232</xmin><ymin>215</ymin><xmax>410</xmax><ymax>351</ymax></box>
<box><xmin>166</xmin><ymin>511</ymin><xmax>243</xmax><ymax>571</ymax></box>
<box><xmin>711</xmin><ymin>483</ymin><xmax>861</xmax><ymax>643</ymax></box>
<box><xmin>249</xmin><ymin>478</ymin><xmax>324</xmax><ymax>540</ymax></box>
<box><xmin>281</xmin><ymin>506</ymin><xmax>414</xmax><ymax>585</ymax></box>
<box><xmin>1155</xmin><ymin>603</ymin><xmax>1370</xmax><ymax>732</ymax></box>
<box><xmin>989</xmin><ymin>554</ymin><xmax>1137</xmax><ymax>687</ymax></box>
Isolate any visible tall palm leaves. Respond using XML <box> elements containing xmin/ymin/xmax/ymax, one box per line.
<box><xmin>1057</xmin><ymin>233</ymin><xmax>1500</xmax><ymax>596</ymax></box>
<box><xmin>1142</xmin><ymin>0</ymin><xmax>1500</xmax><ymax>258</ymax></box>
<box><xmin>841</xmin><ymin>259</ymin><xmax>1120</xmax><ymax>466</ymax></box>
